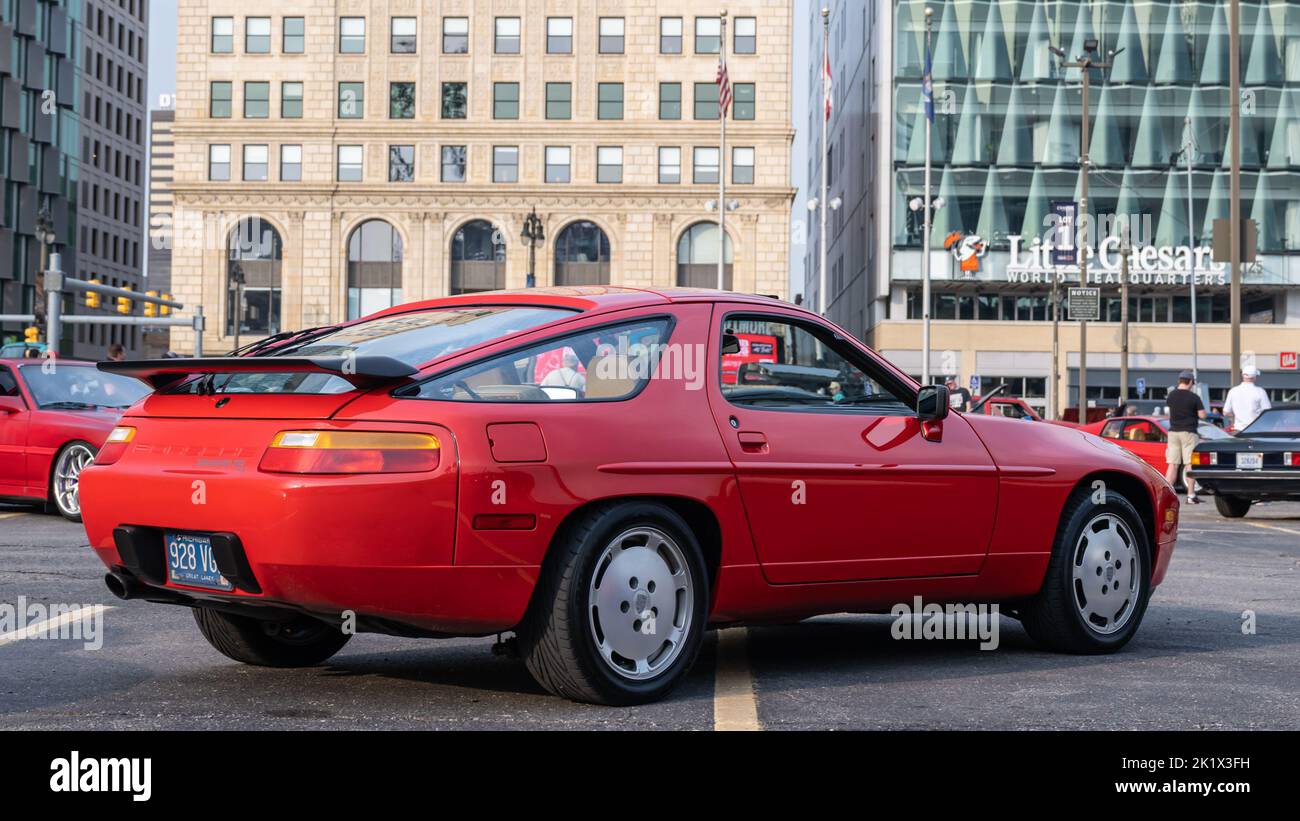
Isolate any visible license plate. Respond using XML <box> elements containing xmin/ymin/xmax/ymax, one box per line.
<box><xmin>1236</xmin><ymin>452</ymin><xmax>1264</xmax><ymax>471</ymax></box>
<box><xmin>165</xmin><ymin>532</ymin><xmax>233</xmax><ymax>591</ymax></box>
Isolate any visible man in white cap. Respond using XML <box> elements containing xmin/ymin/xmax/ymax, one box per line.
<box><xmin>1222</xmin><ymin>365</ymin><xmax>1271</xmax><ymax>433</ymax></box>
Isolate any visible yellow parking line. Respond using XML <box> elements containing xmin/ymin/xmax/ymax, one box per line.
<box><xmin>0</xmin><ymin>512</ymin><xmax>27</xmax><ymax>520</ymax></box>
<box><xmin>1241</xmin><ymin>520</ymin><xmax>1300</xmax><ymax>538</ymax></box>
<box><xmin>713</xmin><ymin>627</ymin><xmax>761</xmax><ymax>731</ymax></box>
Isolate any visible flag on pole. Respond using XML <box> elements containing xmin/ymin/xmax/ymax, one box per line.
<box><xmin>922</xmin><ymin>44</ymin><xmax>934</xmax><ymax>122</ymax></box>
<box><xmin>823</xmin><ymin>51</ymin><xmax>833</xmax><ymax>121</ymax></box>
<box><xmin>716</xmin><ymin>54</ymin><xmax>732</xmax><ymax>115</ymax></box>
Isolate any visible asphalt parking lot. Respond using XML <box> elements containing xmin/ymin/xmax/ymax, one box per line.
<box><xmin>0</xmin><ymin>500</ymin><xmax>1297</xmax><ymax>730</ymax></box>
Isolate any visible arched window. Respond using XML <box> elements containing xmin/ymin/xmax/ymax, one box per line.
<box><xmin>227</xmin><ymin>217</ymin><xmax>282</xmax><ymax>337</ymax></box>
<box><xmin>676</xmin><ymin>222</ymin><xmax>733</xmax><ymax>289</ymax></box>
<box><xmin>553</xmin><ymin>221</ymin><xmax>611</xmax><ymax>286</ymax></box>
<box><xmin>450</xmin><ymin>220</ymin><xmax>506</xmax><ymax>294</ymax></box>
<box><xmin>347</xmin><ymin>219</ymin><xmax>403</xmax><ymax>319</ymax></box>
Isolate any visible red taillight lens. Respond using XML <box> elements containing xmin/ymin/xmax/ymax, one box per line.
<box><xmin>1284</xmin><ymin>452</ymin><xmax>1299</xmax><ymax>467</ymax></box>
<box><xmin>94</xmin><ymin>426</ymin><xmax>136</xmax><ymax>466</ymax></box>
<box><xmin>259</xmin><ymin>430</ymin><xmax>440</xmax><ymax>475</ymax></box>
<box><xmin>1190</xmin><ymin>451</ymin><xmax>1217</xmax><ymax>466</ymax></box>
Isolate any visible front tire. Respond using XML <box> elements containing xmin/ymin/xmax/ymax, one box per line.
<box><xmin>1021</xmin><ymin>487</ymin><xmax>1152</xmax><ymax>654</ymax></box>
<box><xmin>192</xmin><ymin>608</ymin><xmax>350</xmax><ymax>667</ymax></box>
<box><xmin>49</xmin><ymin>441</ymin><xmax>96</xmax><ymax>522</ymax></box>
<box><xmin>1214</xmin><ymin>494</ymin><xmax>1252</xmax><ymax>518</ymax></box>
<box><xmin>518</xmin><ymin>502</ymin><xmax>709</xmax><ymax>705</ymax></box>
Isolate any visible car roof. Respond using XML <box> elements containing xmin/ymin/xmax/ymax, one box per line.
<box><xmin>364</xmin><ymin>286</ymin><xmax>800</xmax><ymax>321</ymax></box>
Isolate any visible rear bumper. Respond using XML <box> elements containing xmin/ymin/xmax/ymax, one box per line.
<box><xmin>1187</xmin><ymin>470</ymin><xmax>1300</xmax><ymax>499</ymax></box>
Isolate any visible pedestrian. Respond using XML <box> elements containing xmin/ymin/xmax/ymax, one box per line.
<box><xmin>106</xmin><ymin>344</ymin><xmax>125</xmax><ymax>362</ymax></box>
<box><xmin>1222</xmin><ymin>365</ymin><xmax>1271</xmax><ymax>433</ymax></box>
<box><xmin>1165</xmin><ymin>370</ymin><xmax>1207</xmax><ymax>504</ymax></box>
<box><xmin>945</xmin><ymin>376</ymin><xmax>971</xmax><ymax>412</ymax></box>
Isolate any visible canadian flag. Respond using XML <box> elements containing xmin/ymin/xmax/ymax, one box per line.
<box><xmin>823</xmin><ymin>52</ymin><xmax>833</xmax><ymax>121</ymax></box>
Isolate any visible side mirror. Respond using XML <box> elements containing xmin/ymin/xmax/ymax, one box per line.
<box><xmin>916</xmin><ymin>385</ymin><xmax>950</xmax><ymax>422</ymax></box>
<box><xmin>0</xmin><ymin>396</ymin><xmax>25</xmax><ymax>414</ymax></box>
<box><xmin>721</xmin><ymin>332</ymin><xmax>741</xmax><ymax>356</ymax></box>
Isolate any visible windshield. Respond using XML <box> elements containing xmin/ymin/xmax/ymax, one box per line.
<box><xmin>1155</xmin><ymin>419</ymin><xmax>1233</xmax><ymax>440</ymax></box>
<box><xmin>1239</xmin><ymin>408</ymin><xmax>1300</xmax><ymax>436</ymax></box>
<box><xmin>20</xmin><ymin>365</ymin><xmax>150</xmax><ymax>409</ymax></box>
<box><xmin>171</xmin><ymin>305</ymin><xmax>576</xmax><ymax>395</ymax></box>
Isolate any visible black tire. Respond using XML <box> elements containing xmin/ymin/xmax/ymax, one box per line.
<box><xmin>1020</xmin><ymin>486</ymin><xmax>1153</xmax><ymax>654</ymax></box>
<box><xmin>517</xmin><ymin>501</ymin><xmax>709</xmax><ymax>705</ymax></box>
<box><xmin>1214</xmin><ymin>494</ymin><xmax>1252</xmax><ymax>518</ymax></box>
<box><xmin>192</xmin><ymin>608</ymin><xmax>350</xmax><ymax>668</ymax></box>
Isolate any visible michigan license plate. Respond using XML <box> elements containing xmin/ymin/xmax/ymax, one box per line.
<box><xmin>165</xmin><ymin>532</ymin><xmax>233</xmax><ymax>591</ymax></box>
<box><xmin>1236</xmin><ymin>453</ymin><xmax>1264</xmax><ymax>471</ymax></box>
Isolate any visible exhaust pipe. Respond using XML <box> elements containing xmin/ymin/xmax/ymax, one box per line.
<box><xmin>104</xmin><ymin>571</ymin><xmax>142</xmax><ymax>600</ymax></box>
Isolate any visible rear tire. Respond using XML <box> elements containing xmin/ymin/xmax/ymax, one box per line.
<box><xmin>1214</xmin><ymin>494</ymin><xmax>1252</xmax><ymax>518</ymax></box>
<box><xmin>517</xmin><ymin>501</ymin><xmax>708</xmax><ymax>705</ymax></box>
<box><xmin>1020</xmin><ymin>486</ymin><xmax>1152</xmax><ymax>654</ymax></box>
<box><xmin>192</xmin><ymin>608</ymin><xmax>350</xmax><ymax>668</ymax></box>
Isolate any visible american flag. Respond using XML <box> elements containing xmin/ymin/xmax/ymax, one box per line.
<box><xmin>717</xmin><ymin>57</ymin><xmax>732</xmax><ymax>116</ymax></box>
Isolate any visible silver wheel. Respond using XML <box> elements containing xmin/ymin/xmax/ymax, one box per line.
<box><xmin>52</xmin><ymin>443</ymin><xmax>95</xmax><ymax>518</ymax></box>
<box><xmin>1071</xmin><ymin>513</ymin><xmax>1141</xmax><ymax>635</ymax></box>
<box><xmin>587</xmin><ymin>526</ymin><xmax>694</xmax><ymax>681</ymax></box>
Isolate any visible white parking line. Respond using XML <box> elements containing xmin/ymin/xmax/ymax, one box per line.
<box><xmin>1241</xmin><ymin>521</ymin><xmax>1300</xmax><ymax>538</ymax></box>
<box><xmin>0</xmin><ymin>605</ymin><xmax>113</xmax><ymax>649</ymax></box>
<box><xmin>0</xmin><ymin>512</ymin><xmax>27</xmax><ymax>520</ymax></box>
<box><xmin>713</xmin><ymin>627</ymin><xmax>760</xmax><ymax>731</ymax></box>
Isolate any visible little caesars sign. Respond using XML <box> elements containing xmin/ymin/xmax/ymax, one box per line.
<box><xmin>1004</xmin><ymin>234</ymin><xmax>1229</xmax><ymax>287</ymax></box>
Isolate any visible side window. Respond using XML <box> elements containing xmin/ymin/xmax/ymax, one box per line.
<box><xmin>0</xmin><ymin>367</ymin><xmax>19</xmax><ymax>397</ymax></box>
<box><xmin>407</xmin><ymin>318</ymin><xmax>672</xmax><ymax>403</ymax></box>
<box><xmin>720</xmin><ymin>315</ymin><xmax>913</xmax><ymax>415</ymax></box>
<box><xmin>1100</xmin><ymin>420</ymin><xmax>1125</xmax><ymax>440</ymax></box>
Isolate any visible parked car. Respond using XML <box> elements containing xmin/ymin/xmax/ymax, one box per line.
<box><xmin>1187</xmin><ymin>405</ymin><xmax>1300</xmax><ymax>518</ymax></box>
<box><xmin>0</xmin><ymin>358</ymin><xmax>150</xmax><ymax>520</ymax></box>
<box><xmin>83</xmin><ymin>288</ymin><xmax>1180</xmax><ymax>705</ymax></box>
<box><xmin>971</xmin><ymin>394</ymin><xmax>1044</xmax><ymax>421</ymax></box>
<box><xmin>1083</xmin><ymin>415</ymin><xmax>1231</xmax><ymax>489</ymax></box>
<box><xmin>0</xmin><ymin>341</ymin><xmax>47</xmax><ymax>359</ymax></box>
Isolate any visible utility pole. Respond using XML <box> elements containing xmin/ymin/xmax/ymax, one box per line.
<box><xmin>818</xmin><ymin>7</ymin><xmax>830</xmax><ymax>314</ymax></box>
<box><xmin>920</xmin><ymin>6</ymin><xmax>934</xmax><ymax>385</ymax></box>
<box><xmin>1120</xmin><ymin>221</ymin><xmax>1131</xmax><ymax>407</ymax></box>
<box><xmin>718</xmin><ymin>11</ymin><xmax>728</xmax><ymax>291</ymax></box>
<box><xmin>1184</xmin><ymin>116</ymin><xmax>1199</xmax><ymax>382</ymax></box>
<box><xmin>33</xmin><ymin>207</ymin><xmax>54</xmax><ymax>334</ymax></box>
<box><xmin>1228</xmin><ymin>0</ymin><xmax>1242</xmax><ymax>385</ymax></box>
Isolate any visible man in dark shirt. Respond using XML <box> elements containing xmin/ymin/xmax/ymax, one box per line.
<box><xmin>945</xmin><ymin>376</ymin><xmax>972</xmax><ymax>413</ymax></box>
<box><xmin>1165</xmin><ymin>370</ymin><xmax>1207</xmax><ymax>503</ymax></box>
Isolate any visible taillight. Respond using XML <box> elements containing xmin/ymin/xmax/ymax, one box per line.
<box><xmin>1190</xmin><ymin>451</ymin><xmax>1217</xmax><ymax>466</ymax></box>
<box><xmin>1284</xmin><ymin>452</ymin><xmax>1299</xmax><ymax>467</ymax></box>
<box><xmin>94</xmin><ymin>426</ymin><xmax>136</xmax><ymax>466</ymax></box>
<box><xmin>259</xmin><ymin>430</ymin><xmax>440</xmax><ymax>474</ymax></box>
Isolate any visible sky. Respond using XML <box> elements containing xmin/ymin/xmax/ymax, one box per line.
<box><xmin>146</xmin><ymin>0</ymin><xmax>177</xmax><ymax>108</ymax></box>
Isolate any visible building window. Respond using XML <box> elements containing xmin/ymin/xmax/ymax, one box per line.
<box><xmin>545</xmin><ymin>146</ymin><xmax>571</xmax><ymax>183</ymax></box>
<box><xmin>693</xmin><ymin>147</ymin><xmax>720</xmax><ymax>184</ymax></box>
<box><xmin>280</xmin><ymin>144</ymin><xmax>302</xmax><ymax>181</ymax></box>
<box><xmin>733</xmin><ymin>147</ymin><xmax>754</xmax><ymax>184</ymax></box>
<box><xmin>389</xmin><ymin>145</ymin><xmax>415</xmax><ymax>182</ymax></box>
<box><xmin>733</xmin><ymin>83</ymin><xmax>755</xmax><ymax>120</ymax></box>
<box><xmin>695</xmin><ymin>17</ymin><xmax>721</xmax><ymax>54</ymax></box>
<box><xmin>227</xmin><ymin>219</ymin><xmax>283</xmax><ymax>337</ymax></box>
<box><xmin>211</xmin><ymin>17</ymin><xmax>233</xmax><ymax>53</ymax></box>
<box><xmin>546</xmin><ymin>83</ymin><xmax>571</xmax><ymax>119</ymax></box>
<box><xmin>283</xmin><ymin>17</ymin><xmax>305</xmax><ymax>53</ymax></box>
<box><xmin>244</xmin><ymin>82</ymin><xmax>270</xmax><ymax>118</ymax></box>
<box><xmin>677</xmin><ymin>222</ymin><xmax>733</xmax><ymax>289</ymax></box>
<box><xmin>660</xmin><ymin>17</ymin><xmax>683</xmax><ymax>54</ymax></box>
<box><xmin>209</xmin><ymin>144</ymin><xmax>231</xmax><ymax>180</ymax></box>
<box><xmin>493</xmin><ymin>146</ymin><xmax>519</xmax><ymax>183</ymax></box>
<box><xmin>694</xmin><ymin>82</ymin><xmax>719</xmax><ymax>119</ymax></box>
<box><xmin>659</xmin><ymin>147</ymin><xmax>682</xmax><ymax>183</ymax></box>
<box><xmin>209</xmin><ymin>81</ymin><xmax>232</xmax><ymax>118</ymax></box>
<box><xmin>597</xmin><ymin>83</ymin><xmax>624</xmax><ymax>120</ymax></box>
<box><xmin>281</xmin><ymin>81</ymin><xmax>303</xmax><ymax>118</ymax></box>
<box><xmin>441</xmin><ymin>146</ymin><xmax>467</xmax><ymax>182</ymax></box>
<box><xmin>597</xmin><ymin>147</ymin><xmax>623</xmax><ymax>184</ymax></box>
<box><xmin>339</xmin><ymin>17</ymin><xmax>366</xmax><ymax>53</ymax></box>
<box><xmin>450</xmin><ymin>221</ymin><xmax>507</xmax><ymax>295</ymax></box>
<box><xmin>338</xmin><ymin>82</ymin><xmax>364</xmax><ymax>118</ymax></box>
<box><xmin>547</xmin><ymin>17</ymin><xmax>572</xmax><ymax>53</ymax></box>
<box><xmin>245</xmin><ymin>17</ymin><xmax>271</xmax><ymax>53</ymax></box>
<box><xmin>733</xmin><ymin>17</ymin><xmax>757</xmax><ymax>54</ymax></box>
<box><xmin>554</xmin><ymin>221</ymin><xmax>612</xmax><ymax>286</ymax></box>
<box><xmin>495</xmin><ymin>17</ymin><xmax>521</xmax><ymax>53</ymax></box>
<box><xmin>494</xmin><ymin>82</ymin><xmax>519</xmax><ymax>119</ymax></box>
<box><xmin>443</xmin><ymin>17</ymin><xmax>469</xmax><ymax>53</ymax></box>
<box><xmin>391</xmin><ymin>17</ymin><xmax>416</xmax><ymax>53</ymax></box>
<box><xmin>599</xmin><ymin>18</ymin><xmax>624</xmax><ymax>54</ymax></box>
<box><xmin>659</xmin><ymin>82</ymin><xmax>681</xmax><ymax>120</ymax></box>
<box><xmin>337</xmin><ymin>145</ymin><xmax>363</xmax><ymax>181</ymax></box>
<box><xmin>390</xmin><ymin>82</ymin><xmax>415</xmax><ymax>118</ymax></box>
<box><xmin>243</xmin><ymin>144</ymin><xmax>269</xmax><ymax>181</ymax></box>
<box><xmin>347</xmin><ymin>220</ymin><xmax>404</xmax><ymax>319</ymax></box>
<box><xmin>441</xmin><ymin>82</ymin><xmax>467</xmax><ymax>119</ymax></box>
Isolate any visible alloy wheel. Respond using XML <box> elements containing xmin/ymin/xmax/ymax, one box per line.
<box><xmin>1071</xmin><ymin>513</ymin><xmax>1142</xmax><ymax>635</ymax></box>
<box><xmin>53</xmin><ymin>444</ymin><xmax>96</xmax><ymax>518</ymax></box>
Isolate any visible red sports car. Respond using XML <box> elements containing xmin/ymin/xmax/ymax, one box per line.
<box><xmin>0</xmin><ymin>358</ymin><xmax>150</xmax><ymax>521</ymax></box>
<box><xmin>1082</xmin><ymin>415</ymin><xmax>1232</xmax><ymax>481</ymax></box>
<box><xmin>82</xmin><ymin>288</ymin><xmax>1179</xmax><ymax>705</ymax></box>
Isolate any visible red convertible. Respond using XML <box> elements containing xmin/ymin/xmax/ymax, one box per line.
<box><xmin>0</xmin><ymin>358</ymin><xmax>150</xmax><ymax>520</ymax></box>
<box><xmin>82</xmin><ymin>288</ymin><xmax>1179</xmax><ymax>705</ymax></box>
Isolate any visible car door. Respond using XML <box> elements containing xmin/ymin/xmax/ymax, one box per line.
<box><xmin>706</xmin><ymin>307</ymin><xmax>998</xmax><ymax>584</ymax></box>
<box><xmin>0</xmin><ymin>366</ymin><xmax>31</xmax><ymax>495</ymax></box>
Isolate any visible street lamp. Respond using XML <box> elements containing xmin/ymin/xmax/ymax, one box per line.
<box><xmin>33</xmin><ymin>206</ymin><xmax>55</xmax><ymax>332</ymax></box>
<box><xmin>520</xmin><ymin>208</ymin><xmax>544</xmax><ymax>289</ymax></box>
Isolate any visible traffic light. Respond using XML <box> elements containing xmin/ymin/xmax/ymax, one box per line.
<box><xmin>160</xmin><ymin>294</ymin><xmax>173</xmax><ymax>317</ymax></box>
<box><xmin>86</xmin><ymin>279</ymin><xmax>101</xmax><ymax>309</ymax></box>
<box><xmin>144</xmin><ymin>290</ymin><xmax>158</xmax><ymax>318</ymax></box>
<box><xmin>116</xmin><ymin>285</ymin><xmax>132</xmax><ymax>315</ymax></box>
<box><xmin>24</xmin><ymin>326</ymin><xmax>40</xmax><ymax>344</ymax></box>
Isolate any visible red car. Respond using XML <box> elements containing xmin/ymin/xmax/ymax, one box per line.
<box><xmin>0</xmin><ymin>358</ymin><xmax>150</xmax><ymax>521</ymax></box>
<box><xmin>82</xmin><ymin>288</ymin><xmax>1179</xmax><ymax>705</ymax></box>
<box><xmin>1083</xmin><ymin>415</ymin><xmax>1232</xmax><ymax>480</ymax></box>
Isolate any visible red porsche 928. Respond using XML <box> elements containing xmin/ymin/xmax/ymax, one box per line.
<box><xmin>81</xmin><ymin>288</ymin><xmax>1179</xmax><ymax>705</ymax></box>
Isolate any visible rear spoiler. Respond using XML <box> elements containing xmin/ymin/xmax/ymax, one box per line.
<box><xmin>98</xmin><ymin>356</ymin><xmax>419</xmax><ymax>390</ymax></box>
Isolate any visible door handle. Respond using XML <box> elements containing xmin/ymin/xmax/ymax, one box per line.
<box><xmin>737</xmin><ymin>431</ymin><xmax>768</xmax><ymax>453</ymax></box>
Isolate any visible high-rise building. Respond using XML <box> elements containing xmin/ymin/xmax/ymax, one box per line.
<box><xmin>71</xmin><ymin>0</ymin><xmax>148</xmax><ymax>359</ymax></box>
<box><xmin>143</xmin><ymin>106</ymin><xmax>172</xmax><ymax>357</ymax></box>
<box><xmin>0</xmin><ymin>0</ymin><xmax>81</xmax><ymax>351</ymax></box>
<box><xmin>169</xmin><ymin>1</ymin><xmax>795</xmax><ymax>355</ymax></box>
<box><xmin>811</xmin><ymin>0</ymin><xmax>1300</xmax><ymax>411</ymax></box>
